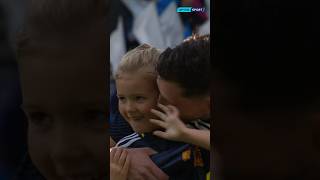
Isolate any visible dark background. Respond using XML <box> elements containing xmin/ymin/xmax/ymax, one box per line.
<box><xmin>0</xmin><ymin>0</ymin><xmax>27</xmax><ymax>179</ymax></box>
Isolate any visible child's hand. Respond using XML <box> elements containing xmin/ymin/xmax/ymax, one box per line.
<box><xmin>150</xmin><ymin>103</ymin><xmax>187</xmax><ymax>142</ymax></box>
<box><xmin>110</xmin><ymin>147</ymin><xmax>130</xmax><ymax>180</ymax></box>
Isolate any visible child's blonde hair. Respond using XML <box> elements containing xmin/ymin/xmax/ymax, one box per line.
<box><xmin>115</xmin><ymin>44</ymin><xmax>161</xmax><ymax>78</ymax></box>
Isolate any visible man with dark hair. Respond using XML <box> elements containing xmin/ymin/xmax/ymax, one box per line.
<box><xmin>156</xmin><ymin>34</ymin><xmax>210</xmax><ymax>121</ymax></box>
<box><xmin>148</xmin><ymin>34</ymin><xmax>211</xmax><ymax>179</ymax></box>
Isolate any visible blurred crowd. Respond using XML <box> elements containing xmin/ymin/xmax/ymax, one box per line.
<box><xmin>110</xmin><ymin>0</ymin><xmax>210</xmax><ymax>77</ymax></box>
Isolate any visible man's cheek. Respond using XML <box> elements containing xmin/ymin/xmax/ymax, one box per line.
<box><xmin>158</xmin><ymin>95</ymin><xmax>169</xmax><ymax>106</ymax></box>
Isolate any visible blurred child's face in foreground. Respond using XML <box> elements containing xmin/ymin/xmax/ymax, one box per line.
<box><xmin>116</xmin><ymin>70</ymin><xmax>160</xmax><ymax>133</ymax></box>
<box><xmin>19</xmin><ymin>40</ymin><xmax>108</xmax><ymax>180</ymax></box>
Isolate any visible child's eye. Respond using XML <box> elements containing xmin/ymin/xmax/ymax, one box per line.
<box><xmin>117</xmin><ymin>96</ymin><xmax>126</xmax><ymax>103</ymax></box>
<box><xmin>27</xmin><ymin>111</ymin><xmax>52</xmax><ymax>129</ymax></box>
<box><xmin>135</xmin><ymin>96</ymin><xmax>146</xmax><ymax>102</ymax></box>
<box><xmin>84</xmin><ymin>110</ymin><xmax>105</xmax><ymax>120</ymax></box>
<box><xmin>83</xmin><ymin>110</ymin><xmax>108</xmax><ymax>130</ymax></box>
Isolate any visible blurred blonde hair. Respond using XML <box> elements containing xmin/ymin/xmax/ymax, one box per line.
<box><xmin>183</xmin><ymin>33</ymin><xmax>210</xmax><ymax>43</ymax></box>
<box><xmin>115</xmin><ymin>44</ymin><xmax>161</xmax><ymax>78</ymax></box>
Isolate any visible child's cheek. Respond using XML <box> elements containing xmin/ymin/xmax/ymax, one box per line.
<box><xmin>28</xmin><ymin>130</ymin><xmax>55</xmax><ymax>178</ymax></box>
<box><xmin>118</xmin><ymin>105</ymin><xmax>126</xmax><ymax>118</ymax></box>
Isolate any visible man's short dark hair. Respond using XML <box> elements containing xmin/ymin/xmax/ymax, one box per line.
<box><xmin>157</xmin><ymin>34</ymin><xmax>210</xmax><ymax>97</ymax></box>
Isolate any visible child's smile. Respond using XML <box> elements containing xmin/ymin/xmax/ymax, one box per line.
<box><xmin>116</xmin><ymin>71</ymin><xmax>160</xmax><ymax>133</ymax></box>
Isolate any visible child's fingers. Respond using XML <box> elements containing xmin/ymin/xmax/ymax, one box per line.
<box><xmin>113</xmin><ymin>148</ymin><xmax>123</xmax><ymax>162</ymax></box>
<box><xmin>157</xmin><ymin>103</ymin><xmax>171</xmax><ymax>114</ymax></box>
<box><xmin>118</xmin><ymin>148</ymin><xmax>128</xmax><ymax>167</ymax></box>
<box><xmin>153</xmin><ymin>130</ymin><xmax>167</xmax><ymax>139</ymax></box>
<box><xmin>150</xmin><ymin>109</ymin><xmax>167</xmax><ymax>120</ymax></box>
<box><xmin>122</xmin><ymin>151</ymin><xmax>130</xmax><ymax>174</ymax></box>
<box><xmin>150</xmin><ymin>119</ymin><xmax>167</xmax><ymax>128</ymax></box>
<box><xmin>167</xmin><ymin>105</ymin><xmax>180</xmax><ymax>117</ymax></box>
<box><xmin>110</xmin><ymin>147</ymin><xmax>116</xmax><ymax>162</ymax></box>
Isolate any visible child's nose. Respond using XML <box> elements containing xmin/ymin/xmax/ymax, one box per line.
<box><xmin>125</xmin><ymin>101</ymin><xmax>137</xmax><ymax>112</ymax></box>
<box><xmin>50</xmin><ymin>125</ymin><xmax>86</xmax><ymax>164</ymax></box>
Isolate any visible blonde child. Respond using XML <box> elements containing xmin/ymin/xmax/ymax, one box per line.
<box><xmin>110</xmin><ymin>44</ymin><xmax>163</xmax><ymax>180</ymax></box>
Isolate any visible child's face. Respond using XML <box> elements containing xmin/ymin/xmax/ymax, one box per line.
<box><xmin>19</xmin><ymin>43</ymin><xmax>108</xmax><ymax>180</ymax></box>
<box><xmin>116</xmin><ymin>71</ymin><xmax>160</xmax><ymax>133</ymax></box>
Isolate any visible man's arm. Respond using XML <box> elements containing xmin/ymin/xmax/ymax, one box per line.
<box><xmin>125</xmin><ymin>148</ymin><xmax>169</xmax><ymax>180</ymax></box>
<box><xmin>110</xmin><ymin>147</ymin><xmax>130</xmax><ymax>180</ymax></box>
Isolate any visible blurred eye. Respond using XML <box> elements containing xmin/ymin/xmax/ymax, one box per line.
<box><xmin>135</xmin><ymin>96</ymin><xmax>146</xmax><ymax>102</ymax></box>
<box><xmin>83</xmin><ymin>110</ymin><xmax>108</xmax><ymax>130</ymax></box>
<box><xmin>85</xmin><ymin>110</ymin><xmax>105</xmax><ymax>120</ymax></box>
<box><xmin>27</xmin><ymin>111</ymin><xmax>52</xmax><ymax>129</ymax></box>
<box><xmin>117</xmin><ymin>96</ymin><xmax>126</xmax><ymax>103</ymax></box>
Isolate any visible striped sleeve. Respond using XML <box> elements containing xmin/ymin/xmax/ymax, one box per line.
<box><xmin>115</xmin><ymin>132</ymin><xmax>142</xmax><ymax>148</ymax></box>
<box><xmin>186</xmin><ymin>119</ymin><xmax>210</xmax><ymax>130</ymax></box>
